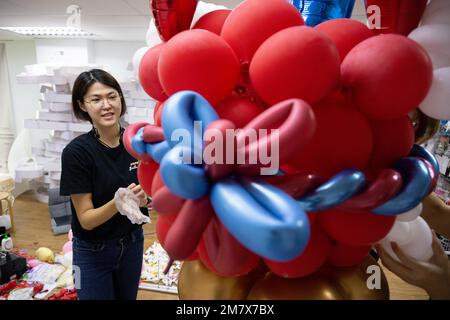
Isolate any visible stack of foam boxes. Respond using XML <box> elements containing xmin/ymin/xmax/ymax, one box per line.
<box><xmin>15</xmin><ymin>65</ymin><xmax>155</xmax><ymax>234</ymax></box>
<box><xmin>121</xmin><ymin>80</ymin><xmax>156</xmax><ymax>125</ymax></box>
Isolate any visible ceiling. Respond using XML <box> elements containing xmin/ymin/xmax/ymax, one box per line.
<box><xmin>0</xmin><ymin>0</ymin><xmax>367</xmax><ymax>41</ymax></box>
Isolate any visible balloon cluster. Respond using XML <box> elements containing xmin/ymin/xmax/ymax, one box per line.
<box><xmin>126</xmin><ymin>0</ymin><xmax>438</xmax><ymax>281</ymax></box>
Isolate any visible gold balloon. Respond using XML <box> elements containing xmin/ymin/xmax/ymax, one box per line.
<box><xmin>321</xmin><ymin>255</ymin><xmax>390</xmax><ymax>300</ymax></box>
<box><xmin>247</xmin><ymin>272</ymin><xmax>345</xmax><ymax>300</ymax></box>
<box><xmin>409</xmin><ymin>109</ymin><xmax>440</xmax><ymax>145</ymax></box>
<box><xmin>178</xmin><ymin>260</ymin><xmax>263</xmax><ymax>300</ymax></box>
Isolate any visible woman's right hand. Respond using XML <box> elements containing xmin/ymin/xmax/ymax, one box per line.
<box><xmin>127</xmin><ymin>183</ymin><xmax>147</xmax><ymax>207</ymax></box>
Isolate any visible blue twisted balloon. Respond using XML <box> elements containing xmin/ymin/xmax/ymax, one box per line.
<box><xmin>297</xmin><ymin>169</ymin><xmax>366</xmax><ymax>212</ymax></box>
<box><xmin>372</xmin><ymin>157</ymin><xmax>432</xmax><ymax>215</ymax></box>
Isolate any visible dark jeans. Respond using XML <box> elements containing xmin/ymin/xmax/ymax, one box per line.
<box><xmin>72</xmin><ymin>227</ymin><xmax>144</xmax><ymax>300</ymax></box>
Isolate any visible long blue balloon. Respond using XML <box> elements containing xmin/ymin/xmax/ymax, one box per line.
<box><xmin>160</xmin><ymin>145</ymin><xmax>210</xmax><ymax>200</ymax></box>
<box><xmin>161</xmin><ymin>91</ymin><xmax>219</xmax><ymax>151</ymax></box>
<box><xmin>145</xmin><ymin>140</ymin><xmax>170</xmax><ymax>164</ymax></box>
<box><xmin>297</xmin><ymin>169</ymin><xmax>366</xmax><ymax>212</ymax></box>
<box><xmin>131</xmin><ymin>127</ymin><xmax>146</xmax><ymax>155</ymax></box>
<box><xmin>373</xmin><ymin>157</ymin><xmax>431</xmax><ymax>215</ymax></box>
<box><xmin>410</xmin><ymin>144</ymin><xmax>439</xmax><ymax>175</ymax></box>
<box><xmin>211</xmin><ymin>178</ymin><xmax>310</xmax><ymax>262</ymax></box>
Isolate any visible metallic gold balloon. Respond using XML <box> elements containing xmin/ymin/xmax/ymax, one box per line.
<box><xmin>409</xmin><ymin>109</ymin><xmax>440</xmax><ymax>145</ymax></box>
<box><xmin>178</xmin><ymin>260</ymin><xmax>263</xmax><ymax>300</ymax></box>
<box><xmin>321</xmin><ymin>255</ymin><xmax>390</xmax><ymax>300</ymax></box>
<box><xmin>246</xmin><ymin>272</ymin><xmax>345</xmax><ymax>300</ymax></box>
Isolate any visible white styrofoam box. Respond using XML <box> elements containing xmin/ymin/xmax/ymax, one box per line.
<box><xmin>69</xmin><ymin>122</ymin><xmax>91</xmax><ymax>132</ymax></box>
<box><xmin>125</xmin><ymin>98</ymin><xmax>134</xmax><ymax>106</ymax></box>
<box><xmin>15</xmin><ymin>163</ymin><xmax>44</xmax><ymax>182</ymax></box>
<box><xmin>49</xmin><ymin>102</ymin><xmax>72</xmax><ymax>113</ymax></box>
<box><xmin>24</xmin><ymin>64</ymin><xmax>48</xmax><ymax>75</ymax></box>
<box><xmin>126</xmin><ymin>115</ymin><xmax>154</xmax><ymax>125</ymax></box>
<box><xmin>49</xmin><ymin>172</ymin><xmax>61</xmax><ymax>180</ymax></box>
<box><xmin>32</xmin><ymin>147</ymin><xmax>45</xmax><ymax>157</ymax></box>
<box><xmin>129</xmin><ymin>89</ymin><xmax>151</xmax><ymax>100</ymax></box>
<box><xmin>24</xmin><ymin>119</ymin><xmax>68</xmax><ymax>131</ymax></box>
<box><xmin>127</xmin><ymin>107</ymin><xmax>149</xmax><ymax>117</ymax></box>
<box><xmin>52</xmin><ymin>130</ymin><xmax>77</xmax><ymax>141</ymax></box>
<box><xmin>36</xmin><ymin>155</ymin><xmax>57</xmax><ymax>166</ymax></box>
<box><xmin>38</xmin><ymin>110</ymin><xmax>74</xmax><ymax>122</ymax></box>
<box><xmin>45</xmin><ymin>141</ymin><xmax>66</xmax><ymax>154</ymax></box>
<box><xmin>49</xmin><ymin>180</ymin><xmax>60</xmax><ymax>189</ymax></box>
<box><xmin>40</xmin><ymin>84</ymin><xmax>53</xmax><ymax>93</ymax></box>
<box><xmin>54</xmin><ymin>65</ymin><xmax>102</xmax><ymax>78</ymax></box>
<box><xmin>50</xmin><ymin>75</ymin><xmax>68</xmax><ymax>85</ymax></box>
<box><xmin>120</xmin><ymin>81</ymin><xmax>138</xmax><ymax>92</ymax></box>
<box><xmin>16</xmin><ymin>73</ymin><xmax>51</xmax><ymax>84</ymax></box>
<box><xmin>48</xmin><ymin>135</ymin><xmax>69</xmax><ymax>145</ymax></box>
<box><xmin>43</xmin><ymin>92</ymin><xmax>71</xmax><ymax>103</ymax></box>
<box><xmin>133</xmin><ymin>99</ymin><xmax>155</xmax><ymax>108</ymax></box>
<box><xmin>44</xmin><ymin>149</ymin><xmax>62</xmax><ymax>158</ymax></box>
<box><xmin>53</xmin><ymin>83</ymin><xmax>71</xmax><ymax>93</ymax></box>
<box><xmin>39</xmin><ymin>100</ymin><xmax>51</xmax><ymax>109</ymax></box>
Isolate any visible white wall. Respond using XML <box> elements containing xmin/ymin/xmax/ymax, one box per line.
<box><xmin>92</xmin><ymin>40</ymin><xmax>144</xmax><ymax>81</ymax></box>
<box><xmin>0</xmin><ymin>40</ymin><xmax>40</xmax><ymax>137</ymax></box>
<box><xmin>35</xmin><ymin>38</ymin><xmax>91</xmax><ymax>64</ymax></box>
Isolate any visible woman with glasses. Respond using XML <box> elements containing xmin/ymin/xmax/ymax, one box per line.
<box><xmin>60</xmin><ymin>69</ymin><xmax>149</xmax><ymax>300</ymax></box>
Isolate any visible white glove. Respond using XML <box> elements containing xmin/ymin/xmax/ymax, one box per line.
<box><xmin>114</xmin><ymin>187</ymin><xmax>151</xmax><ymax>225</ymax></box>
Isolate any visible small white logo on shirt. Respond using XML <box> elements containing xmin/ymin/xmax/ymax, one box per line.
<box><xmin>129</xmin><ymin>161</ymin><xmax>139</xmax><ymax>171</ymax></box>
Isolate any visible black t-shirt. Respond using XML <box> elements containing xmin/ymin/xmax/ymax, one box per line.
<box><xmin>60</xmin><ymin>128</ymin><xmax>148</xmax><ymax>240</ymax></box>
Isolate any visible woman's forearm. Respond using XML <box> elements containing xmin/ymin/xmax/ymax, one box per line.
<box><xmin>78</xmin><ymin>199</ymin><xmax>118</xmax><ymax>231</ymax></box>
<box><xmin>422</xmin><ymin>193</ymin><xmax>450</xmax><ymax>239</ymax></box>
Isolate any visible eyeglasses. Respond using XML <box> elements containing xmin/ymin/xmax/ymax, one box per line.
<box><xmin>83</xmin><ymin>94</ymin><xmax>122</xmax><ymax>109</ymax></box>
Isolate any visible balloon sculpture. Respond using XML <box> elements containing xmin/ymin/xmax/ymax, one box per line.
<box><xmin>126</xmin><ymin>0</ymin><xmax>442</xmax><ymax>299</ymax></box>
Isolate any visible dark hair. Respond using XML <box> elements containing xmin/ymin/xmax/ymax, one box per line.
<box><xmin>71</xmin><ymin>69</ymin><xmax>126</xmax><ymax>123</ymax></box>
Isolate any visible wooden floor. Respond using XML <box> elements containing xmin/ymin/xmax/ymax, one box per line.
<box><xmin>10</xmin><ymin>191</ymin><xmax>428</xmax><ymax>300</ymax></box>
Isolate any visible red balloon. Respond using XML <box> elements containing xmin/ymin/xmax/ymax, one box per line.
<box><xmin>156</xmin><ymin>213</ymin><xmax>198</xmax><ymax>261</ymax></box>
<box><xmin>153</xmin><ymin>101</ymin><xmax>164</xmax><ymax>126</ymax></box>
<box><xmin>151</xmin><ymin>168</ymin><xmax>164</xmax><ymax>196</ymax></box>
<box><xmin>214</xmin><ymin>95</ymin><xmax>262</xmax><ymax>128</ymax></box>
<box><xmin>337</xmin><ymin>169</ymin><xmax>403</xmax><ymax>212</ymax></box>
<box><xmin>204</xmin><ymin>119</ymin><xmax>236</xmax><ymax>181</ymax></box>
<box><xmin>341</xmin><ymin>34</ymin><xmax>433</xmax><ymax>120</ymax></box>
<box><xmin>315</xmin><ymin>18</ymin><xmax>374</xmax><ymax>62</ymax></box>
<box><xmin>327</xmin><ymin>241</ymin><xmax>371</xmax><ymax>267</ymax></box>
<box><xmin>235</xmin><ymin>99</ymin><xmax>317</xmax><ymax>175</ymax></box>
<box><xmin>318</xmin><ymin>209</ymin><xmax>395</xmax><ymax>246</ymax></box>
<box><xmin>365</xmin><ymin>0</ymin><xmax>428</xmax><ymax>36</ymax></box>
<box><xmin>139</xmin><ymin>44</ymin><xmax>168</xmax><ymax>102</ymax></box>
<box><xmin>288</xmin><ymin>97</ymin><xmax>373</xmax><ymax>179</ymax></box>
<box><xmin>198</xmin><ymin>216</ymin><xmax>260</xmax><ymax>277</ymax></box>
<box><xmin>158</xmin><ymin>29</ymin><xmax>240</xmax><ymax>105</ymax></box>
<box><xmin>163</xmin><ymin>197</ymin><xmax>214</xmax><ymax>261</ymax></box>
<box><xmin>221</xmin><ymin>0</ymin><xmax>304</xmax><ymax>63</ymax></box>
<box><xmin>263</xmin><ymin>172</ymin><xmax>323</xmax><ymax>199</ymax></box>
<box><xmin>264</xmin><ymin>222</ymin><xmax>330</xmax><ymax>278</ymax></box>
<box><xmin>137</xmin><ymin>160</ymin><xmax>159</xmax><ymax>196</ymax></box>
<box><xmin>193</xmin><ymin>9</ymin><xmax>231</xmax><ymax>35</ymax></box>
<box><xmin>151</xmin><ymin>0</ymin><xmax>198</xmax><ymax>41</ymax></box>
<box><xmin>368</xmin><ymin>116</ymin><xmax>415</xmax><ymax>170</ymax></box>
<box><xmin>250</xmin><ymin>26</ymin><xmax>340</xmax><ymax>106</ymax></box>
<box><xmin>123</xmin><ymin>122</ymin><xmax>153</xmax><ymax>162</ymax></box>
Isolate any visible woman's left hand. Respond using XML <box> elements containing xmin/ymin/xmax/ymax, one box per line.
<box><xmin>128</xmin><ymin>183</ymin><xmax>147</xmax><ymax>207</ymax></box>
<box><xmin>376</xmin><ymin>231</ymin><xmax>450</xmax><ymax>300</ymax></box>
